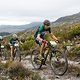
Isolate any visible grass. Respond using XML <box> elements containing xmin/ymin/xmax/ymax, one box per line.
<box><xmin>68</xmin><ymin>65</ymin><xmax>80</xmax><ymax>77</ymax></box>
<box><xmin>0</xmin><ymin>61</ymin><xmax>42</xmax><ymax>80</ymax></box>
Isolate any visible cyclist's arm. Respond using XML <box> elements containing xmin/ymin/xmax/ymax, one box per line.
<box><xmin>17</xmin><ymin>38</ymin><xmax>23</xmax><ymax>45</ymax></box>
<box><xmin>9</xmin><ymin>38</ymin><xmax>13</xmax><ymax>44</ymax></box>
<box><xmin>48</xmin><ymin>28</ymin><xmax>58</xmax><ymax>41</ymax></box>
<box><xmin>37</xmin><ymin>34</ymin><xmax>43</xmax><ymax>42</ymax></box>
<box><xmin>50</xmin><ymin>32</ymin><xmax>58</xmax><ymax>41</ymax></box>
<box><xmin>19</xmin><ymin>41</ymin><xmax>23</xmax><ymax>45</ymax></box>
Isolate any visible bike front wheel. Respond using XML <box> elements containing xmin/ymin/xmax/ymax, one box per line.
<box><xmin>15</xmin><ymin>49</ymin><xmax>21</xmax><ymax>62</ymax></box>
<box><xmin>31</xmin><ymin>49</ymin><xmax>43</xmax><ymax>69</ymax></box>
<box><xmin>50</xmin><ymin>49</ymin><xmax>68</xmax><ymax>76</ymax></box>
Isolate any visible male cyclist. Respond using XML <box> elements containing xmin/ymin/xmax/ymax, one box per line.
<box><xmin>0</xmin><ymin>36</ymin><xmax>3</xmax><ymax>56</ymax></box>
<box><xmin>9</xmin><ymin>34</ymin><xmax>19</xmax><ymax>60</ymax></box>
<box><xmin>34</xmin><ymin>20</ymin><xmax>59</xmax><ymax>60</ymax></box>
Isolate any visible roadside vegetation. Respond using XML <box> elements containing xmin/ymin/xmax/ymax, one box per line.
<box><xmin>0</xmin><ymin>61</ymin><xmax>42</xmax><ymax>80</ymax></box>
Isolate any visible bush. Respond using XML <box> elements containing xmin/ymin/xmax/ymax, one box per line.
<box><xmin>7</xmin><ymin>62</ymin><xmax>42</xmax><ymax>80</ymax></box>
<box><xmin>0</xmin><ymin>61</ymin><xmax>42</xmax><ymax>80</ymax></box>
<box><xmin>8</xmin><ymin>62</ymin><xmax>29</xmax><ymax>79</ymax></box>
<box><xmin>21</xmin><ymin>37</ymin><xmax>35</xmax><ymax>51</ymax></box>
<box><xmin>67</xmin><ymin>46</ymin><xmax>80</xmax><ymax>59</ymax></box>
<box><xmin>0</xmin><ymin>62</ymin><xmax>5</xmax><ymax>72</ymax></box>
<box><xmin>70</xmin><ymin>25</ymin><xmax>80</xmax><ymax>38</ymax></box>
<box><xmin>68</xmin><ymin>65</ymin><xmax>80</xmax><ymax>77</ymax></box>
<box><xmin>44</xmin><ymin>33</ymin><xmax>52</xmax><ymax>41</ymax></box>
<box><xmin>51</xmin><ymin>23</ymin><xmax>80</xmax><ymax>40</ymax></box>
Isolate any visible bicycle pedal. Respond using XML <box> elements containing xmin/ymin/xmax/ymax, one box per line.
<box><xmin>43</xmin><ymin>62</ymin><xmax>46</xmax><ymax>65</ymax></box>
<box><xmin>42</xmin><ymin>59</ymin><xmax>46</xmax><ymax>65</ymax></box>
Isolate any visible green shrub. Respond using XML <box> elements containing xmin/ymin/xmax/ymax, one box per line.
<box><xmin>45</xmin><ymin>33</ymin><xmax>52</xmax><ymax>41</ymax></box>
<box><xmin>4</xmin><ymin>60</ymin><xmax>13</xmax><ymax>68</ymax></box>
<box><xmin>51</xmin><ymin>23</ymin><xmax>80</xmax><ymax>40</ymax></box>
<box><xmin>21</xmin><ymin>39</ymin><xmax>35</xmax><ymax>51</ymax></box>
<box><xmin>0</xmin><ymin>62</ymin><xmax>5</xmax><ymax>71</ymax></box>
<box><xmin>68</xmin><ymin>65</ymin><xmax>80</xmax><ymax>77</ymax></box>
<box><xmin>31</xmin><ymin>73</ymin><xmax>42</xmax><ymax>80</ymax></box>
<box><xmin>0</xmin><ymin>61</ymin><xmax>42</xmax><ymax>80</ymax></box>
<box><xmin>7</xmin><ymin>62</ymin><xmax>42</xmax><ymax>80</ymax></box>
<box><xmin>8</xmin><ymin>62</ymin><xmax>29</xmax><ymax>79</ymax></box>
<box><xmin>70</xmin><ymin>26</ymin><xmax>80</xmax><ymax>38</ymax></box>
<box><xmin>68</xmin><ymin>46</ymin><xmax>80</xmax><ymax>59</ymax></box>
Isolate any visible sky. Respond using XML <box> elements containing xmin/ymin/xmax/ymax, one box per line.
<box><xmin>0</xmin><ymin>0</ymin><xmax>80</xmax><ymax>25</ymax></box>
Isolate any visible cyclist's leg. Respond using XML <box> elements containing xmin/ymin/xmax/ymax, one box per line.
<box><xmin>36</xmin><ymin>39</ymin><xmax>46</xmax><ymax>58</ymax></box>
<box><xmin>0</xmin><ymin>44</ymin><xmax>1</xmax><ymax>59</ymax></box>
<box><xmin>35</xmin><ymin>37</ymin><xmax>46</xmax><ymax>59</ymax></box>
<box><xmin>35</xmin><ymin>38</ymin><xmax>42</xmax><ymax>55</ymax></box>
<box><xmin>40</xmin><ymin>42</ymin><xmax>45</xmax><ymax>57</ymax></box>
<box><xmin>0</xmin><ymin>43</ymin><xmax>1</xmax><ymax>52</ymax></box>
<box><xmin>10</xmin><ymin>45</ymin><xmax>14</xmax><ymax>60</ymax></box>
<box><xmin>0</xmin><ymin>44</ymin><xmax>1</xmax><ymax>55</ymax></box>
<box><xmin>39</xmin><ymin>35</ymin><xmax>47</xmax><ymax>56</ymax></box>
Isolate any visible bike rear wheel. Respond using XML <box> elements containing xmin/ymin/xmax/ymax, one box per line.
<box><xmin>50</xmin><ymin>49</ymin><xmax>68</xmax><ymax>76</ymax></box>
<box><xmin>31</xmin><ymin>49</ymin><xmax>42</xmax><ymax>69</ymax></box>
<box><xmin>15</xmin><ymin>50</ymin><xmax>21</xmax><ymax>62</ymax></box>
<box><xmin>0</xmin><ymin>49</ymin><xmax>6</xmax><ymax>60</ymax></box>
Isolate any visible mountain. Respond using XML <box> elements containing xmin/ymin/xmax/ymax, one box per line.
<box><xmin>0</xmin><ymin>32</ymin><xmax>10</xmax><ymax>36</ymax></box>
<box><xmin>0</xmin><ymin>22</ymin><xmax>42</xmax><ymax>33</ymax></box>
<box><xmin>1</xmin><ymin>12</ymin><xmax>80</xmax><ymax>33</ymax></box>
<box><xmin>54</xmin><ymin>12</ymin><xmax>80</xmax><ymax>24</ymax></box>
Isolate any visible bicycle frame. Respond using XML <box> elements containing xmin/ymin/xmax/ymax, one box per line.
<box><xmin>0</xmin><ymin>45</ymin><xmax>6</xmax><ymax>60</ymax></box>
<box><xmin>12</xmin><ymin>41</ymin><xmax>20</xmax><ymax>58</ymax></box>
<box><xmin>43</xmin><ymin>42</ymin><xmax>56</xmax><ymax>63</ymax></box>
<box><xmin>44</xmin><ymin>42</ymin><xmax>55</xmax><ymax>61</ymax></box>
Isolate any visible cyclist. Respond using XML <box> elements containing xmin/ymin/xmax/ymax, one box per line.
<box><xmin>34</xmin><ymin>20</ymin><xmax>59</xmax><ymax>60</ymax></box>
<box><xmin>0</xmin><ymin>36</ymin><xmax>3</xmax><ymax>56</ymax></box>
<box><xmin>9</xmin><ymin>34</ymin><xmax>19</xmax><ymax>60</ymax></box>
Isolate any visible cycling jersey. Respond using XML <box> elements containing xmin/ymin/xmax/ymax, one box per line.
<box><xmin>34</xmin><ymin>25</ymin><xmax>51</xmax><ymax>38</ymax></box>
<box><xmin>0</xmin><ymin>43</ymin><xmax>1</xmax><ymax>52</ymax></box>
<box><xmin>0</xmin><ymin>39</ymin><xmax>3</xmax><ymax>51</ymax></box>
<box><xmin>34</xmin><ymin>25</ymin><xmax>51</xmax><ymax>44</ymax></box>
<box><xmin>0</xmin><ymin>38</ymin><xmax>3</xmax><ymax>42</ymax></box>
<box><xmin>9</xmin><ymin>38</ymin><xmax>19</xmax><ymax>46</ymax></box>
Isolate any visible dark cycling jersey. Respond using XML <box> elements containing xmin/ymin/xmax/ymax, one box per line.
<box><xmin>0</xmin><ymin>43</ymin><xmax>1</xmax><ymax>52</ymax></box>
<box><xmin>9</xmin><ymin>38</ymin><xmax>19</xmax><ymax>46</ymax></box>
<box><xmin>0</xmin><ymin>39</ymin><xmax>3</xmax><ymax>51</ymax></box>
<box><xmin>34</xmin><ymin>25</ymin><xmax>51</xmax><ymax>39</ymax></box>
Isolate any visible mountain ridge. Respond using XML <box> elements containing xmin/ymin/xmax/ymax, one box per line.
<box><xmin>0</xmin><ymin>22</ymin><xmax>42</xmax><ymax>33</ymax></box>
<box><xmin>54</xmin><ymin>12</ymin><xmax>80</xmax><ymax>23</ymax></box>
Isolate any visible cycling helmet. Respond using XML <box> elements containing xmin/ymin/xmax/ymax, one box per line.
<box><xmin>43</xmin><ymin>20</ymin><xmax>51</xmax><ymax>26</ymax></box>
<box><xmin>12</xmin><ymin>34</ymin><xmax>18</xmax><ymax>38</ymax></box>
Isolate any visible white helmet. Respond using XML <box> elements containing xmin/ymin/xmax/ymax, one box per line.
<box><xmin>0</xmin><ymin>36</ymin><xmax>3</xmax><ymax>40</ymax></box>
<box><xmin>12</xmin><ymin>34</ymin><xmax>18</xmax><ymax>38</ymax></box>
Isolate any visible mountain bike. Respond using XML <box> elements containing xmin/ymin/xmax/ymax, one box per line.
<box><xmin>31</xmin><ymin>41</ymin><xmax>68</xmax><ymax>76</ymax></box>
<box><xmin>0</xmin><ymin>45</ymin><xmax>6</xmax><ymax>60</ymax></box>
<box><xmin>12</xmin><ymin>41</ymin><xmax>21</xmax><ymax>62</ymax></box>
